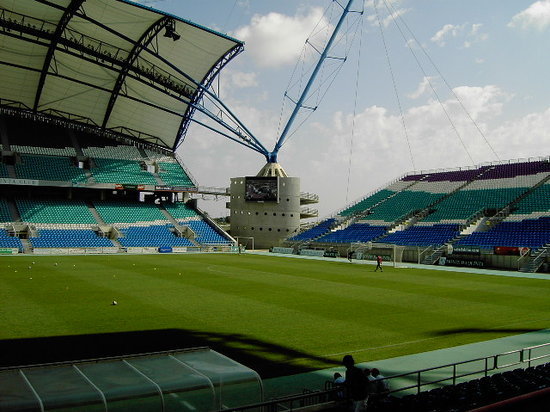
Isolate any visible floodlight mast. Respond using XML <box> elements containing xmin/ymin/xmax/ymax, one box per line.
<box><xmin>266</xmin><ymin>0</ymin><xmax>357</xmax><ymax>164</ymax></box>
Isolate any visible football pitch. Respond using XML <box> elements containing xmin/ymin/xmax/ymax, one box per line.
<box><xmin>1</xmin><ymin>253</ymin><xmax>549</xmax><ymax>378</ymax></box>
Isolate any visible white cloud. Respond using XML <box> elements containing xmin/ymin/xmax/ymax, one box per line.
<box><xmin>431</xmin><ymin>23</ymin><xmax>487</xmax><ymax>48</ymax></box>
<box><xmin>491</xmin><ymin>108</ymin><xmax>550</xmax><ymax>159</ymax></box>
<box><xmin>431</xmin><ymin>24</ymin><xmax>463</xmax><ymax>46</ymax></box>
<box><xmin>508</xmin><ymin>0</ymin><xmax>550</xmax><ymax>30</ymax></box>
<box><xmin>463</xmin><ymin>24</ymin><xmax>488</xmax><ymax>48</ymax></box>
<box><xmin>233</xmin><ymin>7</ymin><xmax>328</xmax><ymax>68</ymax></box>
<box><xmin>366</xmin><ymin>7</ymin><xmax>410</xmax><ymax>28</ymax></box>
<box><xmin>407</xmin><ymin>77</ymin><xmax>435</xmax><ymax>99</ymax></box>
<box><xmin>229</xmin><ymin>71</ymin><xmax>258</xmax><ymax>89</ymax></box>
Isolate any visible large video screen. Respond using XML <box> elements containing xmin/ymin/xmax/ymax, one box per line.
<box><xmin>244</xmin><ymin>176</ymin><xmax>279</xmax><ymax>202</ymax></box>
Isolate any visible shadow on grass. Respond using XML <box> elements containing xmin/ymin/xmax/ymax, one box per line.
<box><xmin>0</xmin><ymin>329</ymin><xmax>340</xmax><ymax>378</ymax></box>
<box><xmin>428</xmin><ymin>327</ymin><xmax>544</xmax><ymax>337</ymax></box>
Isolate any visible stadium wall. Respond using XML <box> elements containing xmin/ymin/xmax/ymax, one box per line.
<box><xmin>229</xmin><ymin>176</ymin><xmax>301</xmax><ymax>249</ymax></box>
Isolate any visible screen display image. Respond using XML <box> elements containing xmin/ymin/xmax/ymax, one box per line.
<box><xmin>245</xmin><ymin>177</ymin><xmax>279</xmax><ymax>202</ymax></box>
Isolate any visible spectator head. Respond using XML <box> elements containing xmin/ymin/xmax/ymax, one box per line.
<box><xmin>334</xmin><ymin>372</ymin><xmax>342</xmax><ymax>380</ymax></box>
<box><xmin>371</xmin><ymin>368</ymin><xmax>380</xmax><ymax>377</ymax></box>
<box><xmin>342</xmin><ymin>355</ymin><xmax>355</xmax><ymax>368</ymax></box>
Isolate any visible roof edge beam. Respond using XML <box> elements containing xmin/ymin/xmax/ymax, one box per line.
<box><xmin>33</xmin><ymin>0</ymin><xmax>85</xmax><ymax>112</ymax></box>
<box><xmin>44</xmin><ymin>6</ymin><xmax>264</xmax><ymax>154</ymax></box>
<box><xmin>102</xmin><ymin>16</ymin><xmax>172</xmax><ymax>129</ymax></box>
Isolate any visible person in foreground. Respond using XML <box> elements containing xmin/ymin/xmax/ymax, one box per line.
<box><xmin>342</xmin><ymin>354</ymin><xmax>369</xmax><ymax>411</ymax></box>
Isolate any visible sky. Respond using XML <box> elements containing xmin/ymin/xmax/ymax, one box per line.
<box><xmin>133</xmin><ymin>0</ymin><xmax>550</xmax><ymax>219</ymax></box>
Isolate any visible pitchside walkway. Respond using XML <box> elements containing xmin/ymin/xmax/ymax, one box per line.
<box><xmin>248</xmin><ymin>251</ymin><xmax>550</xmax><ymax>399</ymax></box>
<box><xmin>263</xmin><ymin>328</ymin><xmax>550</xmax><ymax>400</ymax></box>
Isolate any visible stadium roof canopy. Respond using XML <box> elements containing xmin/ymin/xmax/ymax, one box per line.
<box><xmin>0</xmin><ymin>0</ymin><xmax>244</xmax><ymax>152</ymax></box>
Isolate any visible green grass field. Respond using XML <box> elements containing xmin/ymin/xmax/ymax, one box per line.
<box><xmin>1</xmin><ymin>253</ymin><xmax>549</xmax><ymax>378</ymax></box>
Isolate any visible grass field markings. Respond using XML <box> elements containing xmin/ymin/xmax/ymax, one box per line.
<box><xmin>485</xmin><ymin>317</ymin><xmax>550</xmax><ymax>331</ymax></box>
<box><xmin>322</xmin><ymin>319</ymin><xmax>550</xmax><ymax>360</ymax></box>
<box><xmin>3</xmin><ymin>255</ymin><xmax>550</xmax><ymax>369</ymax></box>
<box><xmin>322</xmin><ymin>336</ymin><xmax>443</xmax><ymax>358</ymax></box>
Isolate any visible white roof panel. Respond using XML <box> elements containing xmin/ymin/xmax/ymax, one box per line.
<box><xmin>0</xmin><ymin>0</ymin><xmax>244</xmax><ymax>151</ymax></box>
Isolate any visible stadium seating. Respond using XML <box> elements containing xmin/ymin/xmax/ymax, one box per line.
<box><xmin>94</xmin><ymin>201</ymin><xmax>167</xmax><ymax>224</ymax></box>
<box><xmin>163</xmin><ymin>202</ymin><xmax>199</xmax><ymax>219</ymax></box>
<box><xmin>316</xmin><ymin>223</ymin><xmax>386</xmax><ymax>243</ymax></box>
<box><xmin>295</xmin><ymin>159</ymin><xmax>550</xmax><ymax>256</ymax></box>
<box><xmin>362</xmin><ymin>190</ymin><xmax>443</xmax><ymax>224</ymax></box>
<box><xmin>0</xmin><ymin>198</ymin><xmax>12</xmax><ymax>222</ymax></box>
<box><xmin>82</xmin><ymin>145</ymin><xmax>143</xmax><ymax>161</ymax></box>
<box><xmin>90</xmin><ymin>158</ymin><xmax>157</xmax><ymax>185</ymax></box>
<box><xmin>289</xmin><ymin>218</ymin><xmax>336</xmax><ymax>242</ymax></box>
<box><xmin>340</xmin><ymin>189</ymin><xmax>394</xmax><ymax>217</ymax></box>
<box><xmin>423</xmin><ymin>187</ymin><xmax>527</xmax><ymax>223</ymax></box>
<box><xmin>144</xmin><ymin>149</ymin><xmax>175</xmax><ymax>163</ymax></box>
<box><xmin>0</xmin><ymin>162</ymin><xmax>10</xmax><ymax>178</ymax></box>
<box><xmin>29</xmin><ymin>229</ymin><xmax>113</xmax><ymax>248</ymax></box>
<box><xmin>0</xmin><ymin>228</ymin><xmax>23</xmax><ymax>251</ymax></box>
<box><xmin>156</xmin><ymin>161</ymin><xmax>194</xmax><ymax>187</ymax></box>
<box><xmin>16</xmin><ymin>199</ymin><xmax>97</xmax><ymax>225</ymax></box>
<box><xmin>367</xmin><ymin>363</ymin><xmax>550</xmax><ymax>412</ymax></box>
<box><xmin>183</xmin><ymin>220</ymin><xmax>232</xmax><ymax>245</ymax></box>
<box><xmin>11</xmin><ymin>145</ymin><xmax>77</xmax><ymax>157</ymax></box>
<box><xmin>117</xmin><ymin>225</ymin><xmax>195</xmax><ymax>248</ymax></box>
<box><xmin>379</xmin><ymin>224</ymin><xmax>460</xmax><ymax>247</ymax></box>
<box><xmin>15</xmin><ymin>155</ymin><xmax>88</xmax><ymax>183</ymax></box>
<box><xmin>508</xmin><ymin>183</ymin><xmax>550</xmax><ymax>219</ymax></box>
<box><xmin>455</xmin><ymin>217</ymin><xmax>550</xmax><ymax>249</ymax></box>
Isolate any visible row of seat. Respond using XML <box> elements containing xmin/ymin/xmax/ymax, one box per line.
<box><xmin>183</xmin><ymin>220</ymin><xmax>233</xmax><ymax>245</ymax></box>
<box><xmin>362</xmin><ymin>191</ymin><xmax>443</xmax><ymax>223</ymax></box>
<box><xmin>339</xmin><ymin>160</ymin><xmax>549</xmax><ymax>220</ymax></box>
<box><xmin>11</xmin><ymin>144</ymin><xmax>77</xmax><ymax>157</ymax></box>
<box><xmin>5</xmin><ymin>198</ymin><xmax>200</xmax><ymax>226</ymax></box>
<box><xmin>117</xmin><ymin>225</ymin><xmax>195</xmax><ymax>248</ymax></box>
<box><xmin>156</xmin><ymin>162</ymin><xmax>194</xmax><ymax>187</ymax></box>
<box><xmin>163</xmin><ymin>202</ymin><xmax>199</xmax><ymax>219</ymax></box>
<box><xmin>424</xmin><ymin>187</ymin><xmax>527</xmax><ymax>222</ymax></box>
<box><xmin>30</xmin><ymin>229</ymin><xmax>113</xmax><ymax>248</ymax></box>
<box><xmin>0</xmin><ymin>229</ymin><xmax>23</xmax><ymax>251</ymax></box>
<box><xmin>15</xmin><ymin>155</ymin><xmax>88</xmax><ymax>183</ymax></box>
<box><xmin>379</xmin><ymin>225</ymin><xmax>460</xmax><ymax>247</ymax></box>
<box><xmin>317</xmin><ymin>223</ymin><xmax>386</xmax><ymax>244</ymax></box>
<box><xmin>367</xmin><ymin>363</ymin><xmax>550</xmax><ymax>412</ymax></box>
<box><xmin>16</xmin><ymin>199</ymin><xmax>97</xmax><ymax>225</ymax></box>
<box><xmin>289</xmin><ymin>218</ymin><xmax>336</xmax><ymax>241</ymax></box>
<box><xmin>455</xmin><ymin>218</ymin><xmax>550</xmax><ymax>249</ymax></box>
<box><xmin>2</xmin><ymin>153</ymin><xmax>194</xmax><ymax>187</ymax></box>
<box><xmin>91</xmin><ymin>158</ymin><xmax>157</xmax><ymax>185</ymax></box>
<box><xmin>296</xmin><ymin>215</ymin><xmax>550</xmax><ymax>251</ymax></box>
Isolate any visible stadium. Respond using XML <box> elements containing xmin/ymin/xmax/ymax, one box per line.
<box><xmin>0</xmin><ymin>1</ymin><xmax>549</xmax><ymax>411</ymax></box>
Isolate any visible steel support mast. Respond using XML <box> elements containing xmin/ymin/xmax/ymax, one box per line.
<box><xmin>266</xmin><ymin>0</ymin><xmax>357</xmax><ymax>164</ymax></box>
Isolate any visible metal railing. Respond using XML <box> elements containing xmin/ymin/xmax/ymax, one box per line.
<box><xmin>222</xmin><ymin>388</ymin><xmax>341</xmax><ymax>412</ymax></box>
<box><xmin>384</xmin><ymin>342</ymin><xmax>550</xmax><ymax>396</ymax></box>
<box><xmin>221</xmin><ymin>342</ymin><xmax>550</xmax><ymax>411</ymax></box>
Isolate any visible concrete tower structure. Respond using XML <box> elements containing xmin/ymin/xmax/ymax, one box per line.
<box><xmin>229</xmin><ymin>163</ymin><xmax>316</xmax><ymax>249</ymax></box>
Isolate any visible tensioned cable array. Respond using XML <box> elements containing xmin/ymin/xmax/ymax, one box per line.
<box><xmin>382</xmin><ymin>0</ymin><xmax>500</xmax><ymax>164</ymax></box>
<box><xmin>373</xmin><ymin>0</ymin><xmax>416</xmax><ymax>172</ymax></box>
<box><xmin>345</xmin><ymin>2</ymin><xmax>366</xmax><ymax>205</ymax></box>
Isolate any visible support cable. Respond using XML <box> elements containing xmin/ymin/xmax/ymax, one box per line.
<box><xmin>278</xmin><ymin>4</ymin><xmax>365</xmax><ymax>150</ymax></box>
<box><xmin>394</xmin><ymin>13</ymin><xmax>500</xmax><ymax>161</ymax></box>
<box><xmin>345</xmin><ymin>2</ymin><xmax>365</xmax><ymax>204</ymax></box>
<box><xmin>373</xmin><ymin>0</ymin><xmax>416</xmax><ymax>171</ymax></box>
<box><xmin>275</xmin><ymin>0</ymin><xmax>335</xmax><ymax>148</ymax></box>
<box><xmin>383</xmin><ymin>0</ymin><xmax>500</xmax><ymax>161</ymax></box>
<box><xmin>381</xmin><ymin>0</ymin><xmax>475</xmax><ymax>166</ymax></box>
<box><xmin>270</xmin><ymin>0</ymin><xmax>357</xmax><ymax>162</ymax></box>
